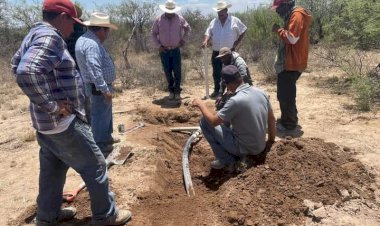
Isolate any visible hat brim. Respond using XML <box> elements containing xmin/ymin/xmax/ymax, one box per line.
<box><xmin>213</xmin><ymin>4</ymin><xmax>232</xmax><ymax>12</ymax></box>
<box><xmin>72</xmin><ymin>17</ymin><xmax>85</xmax><ymax>26</ymax></box>
<box><xmin>83</xmin><ymin>21</ymin><xmax>118</xmax><ymax>30</ymax></box>
<box><xmin>216</xmin><ymin>53</ymin><xmax>229</xmax><ymax>58</ymax></box>
<box><xmin>159</xmin><ymin>5</ymin><xmax>181</xmax><ymax>13</ymax></box>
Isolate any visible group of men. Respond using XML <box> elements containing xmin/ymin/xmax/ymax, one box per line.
<box><xmin>11</xmin><ymin>0</ymin><xmax>311</xmax><ymax>225</ymax></box>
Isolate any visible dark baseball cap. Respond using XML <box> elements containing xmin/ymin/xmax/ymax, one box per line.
<box><xmin>221</xmin><ymin>65</ymin><xmax>241</xmax><ymax>84</ymax></box>
<box><xmin>43</xmin><ymin>0</ymin><xmax>84</xmax><ymax>25</ymax></box>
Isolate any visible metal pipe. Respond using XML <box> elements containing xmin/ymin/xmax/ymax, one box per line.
<box><xmin>182</xmin><ymin>129</ymin><xmax>202</xmax><ymax>197</ymax></box>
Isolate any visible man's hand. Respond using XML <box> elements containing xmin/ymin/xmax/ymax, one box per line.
<box><xmin>159</xmin><ymin>46</ymin><xmax>165</xmax><ymax>53</ymax></box>
<box><xmin>192</xmin><ymin>98</ymin><xmax>204</xmax><ymax>108</ymax></box>
<box><xmin>201</xmin><ymin>40</ymin><xmax>208</xmax><ymax>49</ymax></box>
<box><xmin>103</xmin><ymin>91</ymin><xmax>112</xmax><ymax>102</ymax></box>
<box><xmin>272</xmin><ymin>24</ymin><xmax>281</xmax><ymax>32</ymax></box>
<box><xmin>179</xmin><ymin>39</ymin><xmax>185</xmax><ymax>47</ymax></box>
<box><xmin>57</xmin><ymin>100</ymin><xmax>73</xmax><ymax>117</ymax></box>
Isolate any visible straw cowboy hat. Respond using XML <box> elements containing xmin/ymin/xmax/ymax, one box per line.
<box><xmin>83</xmin><ymin>12</ymin><xmax>118</xmax><ymax>30</ymax></box>
<box><xmin>213</xmin><ymin>1</ymin><xmax>232</xmax><ymax>12</ymax></box>
<box><xmin>159</xmin><ymin>0</ymin><xmax>181</xmax><ymax>13</ymax></box>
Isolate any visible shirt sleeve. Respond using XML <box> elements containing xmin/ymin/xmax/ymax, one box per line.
<box><xmin>151</xmin><ymin>17</ymin><xmax>161</xmax><ymax>48</ymax></box>
<box><xmin>277</xmin><ymin>11</ymin><xmax>304</xmax><ymax>45</ymax></box>
<box><xmin>235</xmin><ymin>17</ymin><xmax>247</xmax><ymax>35</ymax></box>
<box><xmin>182</xmin><ymin>17</ymin><xmax>191</xmax><ymax>40</ymax></box>
<box><xmin>85</xmin><ymin>44</ymin><xmax>108</xmax><ymax>93</ymax></box>
<box><xmin>217</xmin><ymin>98</ymin><xmax>238</xmax><ymax>122</ymax></box>
<box><xmin>14</xmin><ymin>34</ymin><xmax>64</xmax><ymax>113</ymax></box>
<box><xmin>204</xmin><ymin>19</ymin><xmax>215</xmax><ymax>37</ymax></box>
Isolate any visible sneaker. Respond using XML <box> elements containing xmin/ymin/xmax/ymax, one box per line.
<box><xmin>174</xmin><ymin>93</ymin><xmax>181</xmax><ymax>100</ymax></box>
<box><xmin>210</xmin><ymin>159</ymin><xmax>227</xmax><ymax>169</ymax></box>
<box><xmin>107</xmin><ymin>209</ymin><xmax>132</xmax><ymax>225</ymax></box>
<box><xmin>106</xmin><ymin>137</ymin><xmax>120</xmax><ymax>145</ymax></box>
<box><xmin>168</xmin><ymin>93</ymin><xmax>175</xmax><ymax>100</ymax></box>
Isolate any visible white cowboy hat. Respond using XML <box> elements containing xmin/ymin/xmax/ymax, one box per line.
<box><xmin>159</xmin><ymin>0</ymin><xmax>181</xmax><ymax>13</ymax></box>
<box><xmin>213</xmin><ymin>1</ymin><xmax>232</xmax><ymax>12</ymax></box>
<box><xmin>83</xmin><ymin>12</ymin><xmax>118</xmax><ymax>30</ymax></box>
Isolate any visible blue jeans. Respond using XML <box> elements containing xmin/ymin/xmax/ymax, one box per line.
<box><xmin>200</xmin><ymin>117</ymin><xmax>242</xmax><ymax>164</ymax></box>
<box><xmin>36</xmin><ymin>118</ymin><xmax>117</xmax><ymax>225</ymax></box>
<box><xmin>84</xmin><ymin>83</ymin><xmax>113</xmax><ymax>147</ymax></box>
<box><xmin>160</xmin><ymin>48</ymin><xmax>182</xmax><ymax>94</ymax></box>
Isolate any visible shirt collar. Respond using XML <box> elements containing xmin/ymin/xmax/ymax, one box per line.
<box><xmin>235</xmin><ymin>83</ymin><xmax>250</xmax><ymax>93</ymax></box>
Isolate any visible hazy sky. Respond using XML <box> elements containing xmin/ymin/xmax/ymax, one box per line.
<box><xmin>9</xmin><ymin>0</ymin><xmax>273</xmax><ymax>14</ymax></box>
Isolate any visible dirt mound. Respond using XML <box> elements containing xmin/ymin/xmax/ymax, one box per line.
<box><xmin>136</xmin><ymin>106</ymin><xmax>201</xmax><ymax>125</ymax></box>
<box><xmin>130</xmin><ymin>134</ymin><xmax>377</xmax><ymax>225</ymax></box>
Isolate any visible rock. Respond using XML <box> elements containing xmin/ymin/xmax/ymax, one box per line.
<box><xmin>227</xmin><ymin>211</ymin><xmax>239</xmax><ymax>224</ymax></box>
<box><xmin>314</xmin><ymin>202</ymin><xmax>323</xmax><ymax>209</ymax></box>
<box><xmin>303</xmin><ymin>199</ymin><xmax>315</xmax><ymax>216</ymax></box>
<box><xmin>343</xmin><ymin>146</ymin><xmax>351</xmax><ymax>152</ymax></box>
<box><xmin>246</xmin><ymin>219</ymin><xmax>254</xmax><ymax>226</ymax></box>
<box><xmin>339</xmin><ymin>189</ymin><xmax>350</xmax><ymax>201</ymax></box>
<box><xmin>294</xmin><ymin>141</ymin><xmax>304</xmax><ymax>150</ymax></box>
<box><xmin>350</xmin><ymin>190</ymin><xmax>360</xmax><ymax>199</ymax></box>
<box><xmin>312</xmin><ymin>206</ymin><xmax>327</xmax><ymax>221</ymax></box>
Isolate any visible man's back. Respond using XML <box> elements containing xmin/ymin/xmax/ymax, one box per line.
<box><xmin>218</xmin><ymin>84</ymin><xmax>271</xmax><ymax>155</ymax></box>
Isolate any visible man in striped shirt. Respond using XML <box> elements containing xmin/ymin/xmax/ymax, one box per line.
<box><xmin>11</xmin><ymin>0</ymin><xmax>131</xmax><ymax>225</ymax></box>
<box><xmin>76</xmin><ymin>12</ymin><xmax>119</xmax><ymax>155</ymax></box>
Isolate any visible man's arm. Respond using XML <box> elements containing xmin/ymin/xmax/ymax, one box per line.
<box><xmin>267</xmin><ymin>106</ymin><xmax>276</xmax><ymax>142</ymax></box>
<box><xmin>151</xmin><ymin>17</ymin><xmax>162</xmax><ymax>48</ymax></box>
<box><xmin>232</xmin><ymin>30</ymin><xmax>246</xmax><ymax>51</ymax></box>
<box><xmin>192</xmin><ymin>98</ymin><xmax>223</xmax><ymax>127</ymax></box>
<box><xmin>273</xmin><ymin>12</ymin><xmax>304</xmax><ymax>45</ymax></box>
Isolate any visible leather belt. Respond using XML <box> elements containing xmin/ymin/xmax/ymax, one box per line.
<box><xmin>163</xmin><ymin>46</ymin><xmax>178</xmax><ymax>50</ymax></box>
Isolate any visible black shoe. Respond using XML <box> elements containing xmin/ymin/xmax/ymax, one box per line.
<box><xmin>210</xmin><ymin>91</ymin><xmax>220</xmax><ymax>99</ymax></box>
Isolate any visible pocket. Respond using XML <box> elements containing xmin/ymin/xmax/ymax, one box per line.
<box><xmin>91</xmin><ymin>84</ymin><xmax>102</xmax><ymax>96</ymax></box>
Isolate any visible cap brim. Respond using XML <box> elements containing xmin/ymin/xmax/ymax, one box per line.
<box><xmin>216</xmin><ymin>54</ymin><xmax>225</xmax><ymax>58</ymax></box>
<box><xmin>271</xmin><ymin>4</ymin><xmax>280</xmax><ymax>10</ymax></box>
<box><xmin>72</xmin><ymin>17</ymin><xmax>85</xmax><ymax>25</ymax></box>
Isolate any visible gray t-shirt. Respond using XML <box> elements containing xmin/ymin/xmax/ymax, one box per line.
<box><xmin>217</xmin><ymin>83</ymin><xmax>271</xmax><ymax>155</ymax></box>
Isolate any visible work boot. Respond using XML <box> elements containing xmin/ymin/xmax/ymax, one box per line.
<box><xmin>174</xmin><ymin>93</ymin><xmax>181</xmax><ymax>101</ymax></box>
<box><xmin>107</xmin><ymin>209</ymin><xmax>132</xmax><ymax>225</ymax></box>
<box><xmin>168</xmin><ymin>92</ymin><xmax>175</xmax><ymax>100</ymax></box>
<box><xmin>33</xmin><ymin>207</ymin><xmax>77</xmax><ymax>225</ymax></box>
<box><xmin>210</xmin><ymin>160</ymin><xmax>227</xmax><ymax>169</ymax></box>
<box><xmin>209</xmin><ymin>91</ymin><xmax>219</xmax><ymax>99</ymax></box>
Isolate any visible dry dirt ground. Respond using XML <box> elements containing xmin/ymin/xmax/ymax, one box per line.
<box><xmin>1</xmin><ymin>52</ymin><xmax>379</xmax><ymax>226</ymax></box>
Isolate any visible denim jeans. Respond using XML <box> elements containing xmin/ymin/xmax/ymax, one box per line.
<box><xmin>200</xmin><ymin>117</ymin><xmax>242</xmax><ymax>164</ymax></box>
<box><xmin>211</xmin><ymin>51</ymin><xmax>223</xmax><ymax>94</ymax></box>
<box><xmin>277</xmin><ymin>70</ymin><xmax>301</xmax><ymax>129</ymax></box>
<box><xmin>84</xmin><ymin>83</ymin><xmax>113</xmax><ymax>147</ymax></box>
<box><xmin>36</xmin><ymin>117</ymin><xmax>117</xmax><ymax>225</ymax></box>
<box><xmin>160</xmin><ymin>48</ymin><xmax>182</xmax><ymax>94</ymax></box>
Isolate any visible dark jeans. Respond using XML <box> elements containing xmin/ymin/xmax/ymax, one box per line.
<box><xmin>211</xmin><ymin>51</ymin><xmax>223</xmax><ymax>94</ymax></box>
<box><xmin>277</xmin><ymin>70</ymin><xmax>301</xmax><ymax>129</ymax></box>
<box><xmin>160</xmin><ymin>48</ymin><xmax>182</xmax><ymax>94</ymax></box>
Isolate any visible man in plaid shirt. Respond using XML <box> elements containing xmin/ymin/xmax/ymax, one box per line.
<box><xmin>11</xmin><ymin>0</ymin><xmax>131</xmax><ymax>225</ymax></box>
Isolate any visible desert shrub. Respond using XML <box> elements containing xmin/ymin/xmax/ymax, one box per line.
<box><xmin>236</xmin><ymin>7</ymin><xmax>281</xmax><ymax>62</ymax></box>
<box><xmin>258</xmin><ymin>50</ymin><xmax>277</xmax><ymax>83</ymax></box>
<box><xmin>324</xmin><ymin>0</ymin><xmax>380</xmax><ymax>50</ymax></box>
<box><xmin>315</xmin><ymin>46</ymin><xmax>379</xmax><ymax>111</ymax></box>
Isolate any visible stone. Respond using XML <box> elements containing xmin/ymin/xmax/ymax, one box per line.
<box><xmin>312</xmin><ymin>206</ymin><xmax>327</xmax><ymax>221</ymax></box>
<box><xmin>339</xmin><ymin>189</ymin><xmax>350</xmax><ymax>201</ymax></box>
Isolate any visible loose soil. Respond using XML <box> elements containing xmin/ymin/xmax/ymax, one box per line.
<box><xmin>1</xmin><ymin>51</ymin><xmax>380</xmax><ymax>226</ymax></box>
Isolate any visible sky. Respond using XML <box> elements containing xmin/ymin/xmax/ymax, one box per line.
<box><xmin>9</xmin><ymin>0</ymin><xmax>273</xmax><ymax>15</ymax></box>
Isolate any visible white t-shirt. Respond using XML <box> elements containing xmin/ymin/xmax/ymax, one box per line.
<box><xmin>205</xmin><ymin>15</ymin><xmax>247</xmax><ymax>51</ymax></box>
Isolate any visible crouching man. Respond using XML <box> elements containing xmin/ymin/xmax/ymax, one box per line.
<box><xmin>192</xmin><ymin>65</ymin><xmax>276</xmax><ymax>169</ymax></box>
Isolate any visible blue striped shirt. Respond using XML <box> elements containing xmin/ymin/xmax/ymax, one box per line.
<box><xmin>75</xmin><ymin>30</ymin><xmax>116</xmax><ymax>93</ymax></box>
<box><xmin>11</xmin><ymin>22</ymin><xmax>86</xmax><ymax>131</ymax></box>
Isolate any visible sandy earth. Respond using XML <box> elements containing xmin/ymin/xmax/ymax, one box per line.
<box><xmin>1</xmin><ymin>53</ymin><xmax>380</xmax><ymax>226</ymax></box>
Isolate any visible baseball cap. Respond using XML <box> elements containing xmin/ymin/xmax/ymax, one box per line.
<box><xmin>43</xmin><ymin>0</ymin><xmax>84</xmax><ymax>25</ymax></box>
<box><xmin>221</xmin><ymin>65</ymin><xmax>240</xmax><ymax>84</ymax></box>
<box><xmin>216</xmin><ymin>47</ymin><xmax>232</xmax><ymax>58</ymax></box>
<box><xmin>271</xmin><ymin>0</ymin><xmax>291</xmax><ymax>10</ymax></box>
